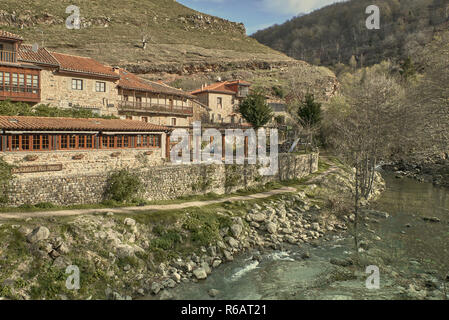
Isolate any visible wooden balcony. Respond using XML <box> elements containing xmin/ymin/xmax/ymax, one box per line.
<box><xmin>118</xmin><ymin>100</ymin><xmax>193</xmax><ymax>116</ymax></box>
<box><xmin>0</xmin><ymin>86</ymin><xmax>41</xmax><ymax>103</ymax></box>
<box><xmin>0</xmin><ymin>50</ymin><xmax>17</xmax><ymax>63</ymax></box>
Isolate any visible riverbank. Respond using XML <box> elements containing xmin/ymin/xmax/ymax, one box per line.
<box><xmin>158</xmin><ymin>172</ymin><xmax>449</xmax><ymax>301</ymax></box>
<box><xmin>0</xmin><ymin>158</ymin><xmax>385</xmax><ymax>300</ymax></box>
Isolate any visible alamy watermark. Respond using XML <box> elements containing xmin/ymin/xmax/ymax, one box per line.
<box><xmin>170</xmin><ymin>121</ymin><xmax>279</xmax><ymax>176</ymax></box>
<box><xmin>65</xmin><ymin>265</ymin><xmax>80</xmax><ymax>290</ymax></box>
<box><xmin>366</xmin><ymin>5</ymin><xmax>380</xmax><ymax>30</ymax></box>
<box><xmin>66</xmin><ymin>5</ymin><xmax>81</xmax><ymax>30</ymax></box>
<box><xmin>365</xmin><ymin>265</ymin><xmax>380</xmax><ymax>289</ymax></box>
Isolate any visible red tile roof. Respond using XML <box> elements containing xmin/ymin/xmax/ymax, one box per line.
<box><xmin>0</xmin><ymin>30</ymin><xmax>23</xmax><ymax>41</ymax></box>
<box><xmin>0</xmin><ymin>116</ymin><xmax>171</xmax><ymax>132</ymax></box>
<box><xmin>191</xmin><ymin>80</ymin><xmax>250</xmax><ymax>95</ymax></box>
<box><xmin>50</xmin><ymin>52</ymin><xmax>120</xmax><ymax>79</ymax></box>
<box><xmin>118</xmin><ymin>69</ymin><xmax>194</xmax><ymax>98</ymax></box>
<box><xmin>18</xmin><ymin>45</ymin><xmax>59</xmax><ymax>66</ymax></box>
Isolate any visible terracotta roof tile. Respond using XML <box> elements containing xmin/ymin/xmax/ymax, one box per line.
<box><xmin>50</xmin><ymin>52</ymin><xmax>119</xmax><ymax>79</ymax></box>
<box><xmin>118</xmin><ymin>69</ymin><xmax>194</xmax><ymax>98</ymax></box>
<box><xmin>18</xmin><ymin>45</ymin><xmax>59</xmax><ymax>66</ymax></box>
<box><xmin>0</xmin><ymin>116</ymin><xmax>171</xmax><ymax>132</ymax></box>
<box><xmin>0</xmin><ymin>30</ymin><xmax>23</xmax><ymax>41</ymax></box>
<box><xmin>191</xmin><ymin>80</ymin><xmax>250</xmax><ymax>95</ymax></box>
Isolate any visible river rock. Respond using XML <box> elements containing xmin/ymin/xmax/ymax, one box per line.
<box><xmin>227</xmin><ymin>237</ymin><xmax>239</xmax><ymax>248</ymax></box>
<box><xmin>266</xmin><ymin>222</ymin><xmax>277</xmax><ymax>234</ymax></box>
<box><xmin>162</xmin><ymin>279</ymin><xmax>176</xmax><ymax>288</ymax></box>
<box><xmin>223</xmin><ymin>250</ymin><xmax>234</xmax><ymax>261</ymax></box>
<box><xmin>193</xmin><ymin>268</ymin><xmax>207</xmax><ymax>280</ymax></box>
<box><xmin>422</xmin><ymin>216</ymin><xmax>440</xmax><ymax>223</ymax></box>
<box><xmin>151</xmin><ymin>282</ymin><xmax>162</xmax><ymax>295</ymax></box>
<box><xmin>251</xmin><ymin>213</ymin><xmax>266</xmax><ymax>222</ymax></box>
<box><xmin>26</xmin><ymin>226</ymin><xmax>50</xmax><ymax>243</ymax></box>
<box><xmin>201</xmin><ymin>262</ymin><xmax>212</xmax><ymax>275</ymax></box>
<box><xmin>208</xmin><ymin>289</ymin><xmax>220</xmax><ymax>297</ymax></box>
<box><xmin>212</xmin><ymin>259</ymin><xmax>222</xmax><ymax>268</ymax></box>
<box><xmin>230</xmin><ymin>224</ymin><xmax>243</xmax><ymax>238</ymax></box>
<box><xmin>159</xmin><ymin>290</ymin><xmax>174</xmax><ymax>300</ymax></box>
<box><xmin>123</xmin><ymin>218</ymin><xmax>136</xmax><ymax>226</ymax></box>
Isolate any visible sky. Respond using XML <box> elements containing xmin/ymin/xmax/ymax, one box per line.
<box><xmin>177</xmin><ymin>0</ymin><xmax>344</xmax><ymax>35</ymax></box>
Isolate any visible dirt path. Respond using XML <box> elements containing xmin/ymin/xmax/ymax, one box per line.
<box><xmin>0</xmin><ymin>186</ymin><xmax>297</xmax><ymax>220</ymax></box>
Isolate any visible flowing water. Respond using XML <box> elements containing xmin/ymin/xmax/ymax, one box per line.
<box><xmin>148</xmin><ymin>173</ymin><xmax>449</xmax><ymax>300</ymax></box>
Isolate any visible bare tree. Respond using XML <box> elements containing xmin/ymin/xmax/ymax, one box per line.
<box><xmin>324</xmin><ymin>65</ymin><xmax>406</xmax><ymax>251</ymax></box>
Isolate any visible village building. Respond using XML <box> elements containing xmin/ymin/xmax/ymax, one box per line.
<box><xmin>116</xmin><ymin>68</ymin><xmax>207</xmax><ymax>127</ymax></box>
<box><xmin>0</xmin><ymin>31</ymin><xmax>41</xmax><ymax>104</ymax></box>
<box><xmin>1</xmin><ymin>31</ymin><xmax>209</xmax><ymax>127</ymax></box>
<box><xmin>190</xmin><ymin>80</ymin><xmax>251</xmax><ymax>124</ymax></box>
<box><xmin>0</xmin><ymin>115</ymin><xmax>172</xmax><ymax>176</ymax></box>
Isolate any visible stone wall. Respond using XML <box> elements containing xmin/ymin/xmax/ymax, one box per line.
<box><xmin>39</xmin><ymin>69</ymin><xmax>120</xmax><ymax>116</ymax></box>
<box><xmin>3</xmin><ymin>146</ymin><xmax>165</xmax><ymax>178</ymax></box>
<box><xmin>6</xmin><ymin>153</ymin><xmax>318</xmax><ymax>207</ymax></box>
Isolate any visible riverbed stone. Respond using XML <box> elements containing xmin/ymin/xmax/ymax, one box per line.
<box><xmin>193</xmin><ymin>268</ymin><xmax>207</xmax><ymax>280</ymax></box>
<box><xmin>266</xmin><ymin>222</ymin><xmax>277</xmax><ymax>234</ymax></box>
<box><xmin>227</xmin><ymin>237</ymin><xmax>239</xmax><ymax>248</ymax></box>
<box><xmin>151</xmin><ymin>282</ymin><xmax>162</xmax><ymax>295</ymax></box>
<box><xmin>230</xmin><ymin>224</ymin><xmax>243</xmax><ymax>238</ymax></box>
<box><xmin>208</xmin><ymin>289</ymin><xmax>220</xmax><ymax>297</ymax></box>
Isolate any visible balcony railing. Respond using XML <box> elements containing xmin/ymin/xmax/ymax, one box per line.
<box><xmin>0</xmin><ymin>86</ymin><xmax>41</xmax><ymax>102</ymax></box>
<box><xmin>118</xmin><ymin>100</ymin><xmax>193</xmax><ymax>116</ymax></box>
<box><xmin>0</xmin><ymin>50</ymin><xmax>17</xmax><ymax>63</ymax></box>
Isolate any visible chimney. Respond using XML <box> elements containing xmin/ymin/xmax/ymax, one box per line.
<box><xmin>112</xmin><ymin>66</ymin><xmax>120</xmax><ymax>74</ymax></box>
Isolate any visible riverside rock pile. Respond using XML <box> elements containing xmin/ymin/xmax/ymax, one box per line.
<box><xmin>147</xmin><ymin>193</ymin><xmax>347</xmax><ymax>300</ymax></box>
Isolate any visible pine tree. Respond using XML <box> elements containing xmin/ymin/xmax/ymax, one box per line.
<box><xmin>238</xmin><ymin>90</ymin><xmax>273</xmax><ymax>129</ymax></box>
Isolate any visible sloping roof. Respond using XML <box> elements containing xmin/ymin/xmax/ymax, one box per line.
<box><xmin>0</xmin><ymin>116</ymin><xmax>171</xmax><ymax>132</ymax></box>
<box><xmin>50</xmin><ymin>52</ymin><xmax>120</xmax><ymax>79</ymax></box>
<box><xmin>118</xmin><ymin>69</ymin><xmax>194</xmax><ymax>98</ymax></box>
<box><xmin>191</xmin><ymin>80</ymin><xmax>250</xmax><ymax>95</ymax></box>
<box><xmin>18</xmin><ymin>45</ymin><xmax>59</xmax><ymax>66</ymax></box>
<box><xmin>0</xmin><ymin>30</ymin><xmax>23</xmax><ymax>41</ymax></box>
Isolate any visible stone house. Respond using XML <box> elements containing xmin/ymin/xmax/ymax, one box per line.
<box><xmin>190</xmin><ymin>80</ymin><xmax>250</xmax><ymax>124</ymax></box>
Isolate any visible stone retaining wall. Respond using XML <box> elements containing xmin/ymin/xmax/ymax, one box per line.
<box><xmin>7</xmin><ymin>153</ymin><xmax>318</xmax><ymax>207</ymax></box>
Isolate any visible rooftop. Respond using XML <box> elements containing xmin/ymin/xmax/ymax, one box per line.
<box><xmin>191</xmin><ymin>80</ymin><xmax>251</xmax><ymax>95</ymax></box>
<box><xmin>118</xmin><ymin>69</ymin><xmax>194</xmax><ymax>98</ymax></box>
<box><xmin>0</xmin><ymin>30</ymin><xmax>23</xmax><ymax>41</ymax></box>
<box><xmin>50</xmin><ymin>52</ymin><xmax>120</xmax><ymax>79</ymax></box>
<box><xmin>0</xmin><ymin>116</ymin><xmax>171</xmax><ymax>132</ymax></box>
<box><xmin>18</xmin><ymin>45</ymin><xmax>59</xmax><ymax>66</ymax></box>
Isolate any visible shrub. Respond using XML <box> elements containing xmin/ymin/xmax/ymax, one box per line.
<box><xmin>0</xmin><ymin>157</ymin><xmax>14</xmax><ymax>205</ymax></box>
<box><xmin>34</xmin><ymin>202</ymin><xmax>56</xmax><ymax>209</ymax></box>
<box><xmin>105</xmin><ymin>169</ymin><xmax>143</xmax><ymax>203</ymax></box>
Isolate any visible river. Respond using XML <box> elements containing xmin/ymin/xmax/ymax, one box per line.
<box><xmin>147</xmin><ymin>172</ymin><xmax>449</xmax><ymax>300</ymax></box>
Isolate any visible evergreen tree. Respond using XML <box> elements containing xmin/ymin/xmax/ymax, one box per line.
<box><xmin>238</xmin><ymin>90</ymin><xmax>273</xmax><ymax>129</ymax></box>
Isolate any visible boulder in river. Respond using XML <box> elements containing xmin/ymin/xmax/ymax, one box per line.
<box><xmin>193</xmin><ymin>268</ymin><xmax>207</xmax><ymax>280</ymax></box>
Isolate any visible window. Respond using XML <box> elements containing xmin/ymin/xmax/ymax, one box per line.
<box><xmin>12</xmin><ymin>135</ymin><xmax>19</xmax><ymax>150</ymax></box>
<box><xmin>102</xmin><ymin>136</ymin><xmax>108</xmax><ymax>148</ymax></box>
<box><xmin>95</xmin><ymin>81</ymin><xmax>106</xmax><ymax>92</ymax></box>
<box><xmin>26</xmin><ymin>75</ymin><xmax>32</xmax><ymax>92</ymax></box>
<box><xmin>0</xmin><ymin>72</ymin><xmax>3</xmax><ymax>89</ymax></box>
<box><xmin>42</xmin><ymin>135</ymin><xmax>49</xmax><ymax>150</ymax></box>
<box><xmin>171</xmin><ymin>118</ymin><xmax>176</xmax><ymax>126</ymax></box>
<box><xmin>4</xmin><ymin>72</ymin><xmax>10</xmax><ymax>92</ymax></box>
<box><xmin>217</xmin><ymin>97</ymin><xmax>223</xmax><ymax>108</ymax></box>
<box><xmin>19</xmin><ymin>74</ymin><xmax>25</xmax><ymax>92</ymax></box>
<box><xmin>22</xmin><ymin>135</ymin><xmax>30</xmax><ymax>150</ymax></box>
<box><xmin>123</xmin><ymin>136</ymin><xmax>129</xmax><ymax>148</ymax></box>
<box><xmin>86</xmin><ymin>135</ymin><xmax>93</xmax><ymax>148</ymax></box>
<box><xmin>109</xmin><ymin>136</ymin><xmax>115</xmax><ymax>148</ymax></box>
<box><xmin>33</xmin><ymin>135</ymin><xmax>40</xmax><ymax>150</ymax></box>
<box><xmin>117</xmin><ymin>136</ymin><xmax>123</xmax><ymax>148</ymax></box>
<box><xmin>72</xmin><ymin>79</ymin><xmax>83</xmax><ymax>90</ymax></box>
<box><xmin>69</xmin><ymin>135</ymin><xmax>76</xmax><ymax>148</ymax></box>
<box><xmin>12</xmin><ymin>73</ymin><xmax>18</xmax><ymax>92</ymax></box>
<box><xmin>126</xmin><ymin>115</ymin><xmax>132</xmax><ymax>120</ymax></box>
<box><xmin>141</xmin><ymin>117</ymin><xmax>148</xmax><ymax>123</ymax></box>
<box><xmin>78</xmin><ymin>135</ymin><xmax>86</xmax><ymax>148</ymax></box>
<box><xmin>60</xmin><ymin>135</ymin><xmax>68</xmax><ymax>149</ymax></box>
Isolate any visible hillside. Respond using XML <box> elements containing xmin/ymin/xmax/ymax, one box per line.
<box><xmin>0</xmin><ymin>0</ymin><xmax>293</xmax><ymax>74</ymax></box>
<box><xmin>0</xmin><ymin>0</ymin><xmax>338</xmax><ymax>101</ymax></box>
<box><xmin>252</xmin><ymin>0</ymin><xmax>449</xmax><ymax>68</ymax></box>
